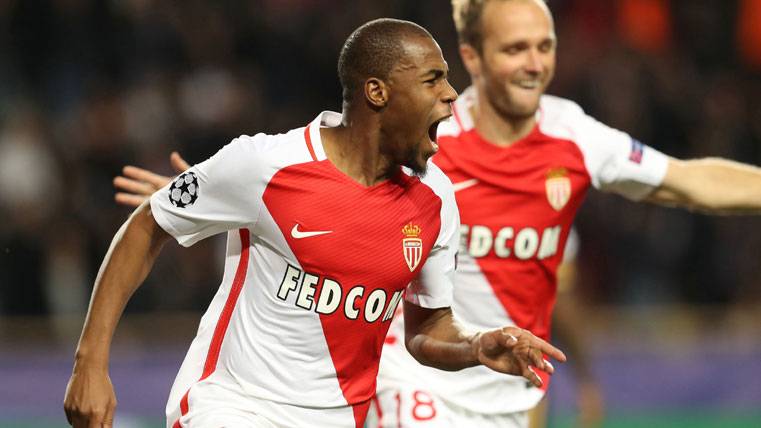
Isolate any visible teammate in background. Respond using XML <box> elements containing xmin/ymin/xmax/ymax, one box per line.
<box><xmin>370</xmin><ymin>0</ymin><xmax>761</xmax><ymax>427</ymax></box>
<box><xmin>63</xmin><ymin>19</ymin><xmax>566</xmax><ymax>428</ymax></box>
<box><xmin>110</xmin><ymin>1</ymin><xmax>761</xmax><ymax>427</ymax></box>
<box><xmin>373</xmin><ymin>0</ymin><xmax>761</xmax><ymax>426</ymax></box>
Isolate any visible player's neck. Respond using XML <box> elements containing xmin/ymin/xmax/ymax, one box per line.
<box><xmin>472</xmin><ymin>99</ymin><xmax>536</xmax><ymax>148</ymax></box>
<box><xmin>321</xmin><ymin>123</ymin><xmax>395</xmax><ymax>187</ymax></box>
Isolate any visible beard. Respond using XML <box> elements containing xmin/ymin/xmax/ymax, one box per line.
<box><xmin>403</xmin><ymin>141</ymin><xmax>431</xmax><ymax>177</ymax></box>
<box><xmin>486</xmin><ymin>84</ymin><xmax>540</xmax><ymax>121</ymax></box>
<box><xmin>408</xmin><ymin>162</ymin><xmax>428</xmax><ymax>177</ymax></box>
<box><xmin>396</xmin><ymin>140</ymin><xmax>433</xmax><ymax>178</ymax></box>
<box><xmin>481</xmin><ymin>66</ymin><xmax>546</xmax><ymax>121</ymax></box>
<box><xmin>381</xmin><ymin>126</ymin><xmax>431</xmax><ymax>177</ymax></box>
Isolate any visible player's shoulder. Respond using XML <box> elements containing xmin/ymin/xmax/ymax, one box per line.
<box><xmin>538</xmin><ymin>95</ymin><xmax>586</xmax><ymax>124</ymax></box>
<box><xmin>220</xmin><ymin>125</ymin><xmax>316</xmax><ymax>170</ymax></box>
<box><xmin>538</xmin><ymin>95</ymin><xmax>606</xmax><ymax>142</ymax></box>
<box><xmin>227</xmin><ymin>127</ymin><xmax>305</xmax><ymax>156</ymax></box>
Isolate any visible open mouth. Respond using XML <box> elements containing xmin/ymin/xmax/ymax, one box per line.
<box><xmin>427</xmin><ymin>113</ymin><xmax>452</xmax><ymax>148</ymax></box>
<box><xmin>428</xmin><ymin>121</ymin><xmax>440</xmax><ymax>142</ymax></box>
<box><xmin>513</xmin><ymin>79</ymin><xmax>543</xmax><ymax>92</ymax></box>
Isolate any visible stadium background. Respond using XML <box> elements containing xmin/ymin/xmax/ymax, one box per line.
<box><xmin>1</xmin><ymin>0</ymin><xmax>760</xmax><ymax>426</ymax></box>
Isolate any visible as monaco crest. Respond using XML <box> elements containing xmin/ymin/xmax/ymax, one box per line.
<box><xmin>402</xmin><ymin>223</ymin><xmax>423</xmax><ymax>272</ymax></box>
<box><xmin>545</xmin><ymin>168</ymin><xmax>571</xmax><ymax>211</ymax></box>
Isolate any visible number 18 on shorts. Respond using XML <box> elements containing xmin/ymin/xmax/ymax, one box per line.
<box><xmin>367</xmin><ymin>386</ymin><xmax>527</xmax><ymax>428</ymax></box>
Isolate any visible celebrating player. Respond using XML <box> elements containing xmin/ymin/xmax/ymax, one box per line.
<box><xmin>110</xmin><ymin>1</ymin><xmax>761</xmax><ymax>427</ymax></box>
<box><xmin>63</xmin><ymin>18</ymin><xmax>566</xmax><ymax>428</ymax></box>
<box><xmin>372</xmin><ymin>1</ymin><xmax>761</xmax><ymax>427</ymax></box>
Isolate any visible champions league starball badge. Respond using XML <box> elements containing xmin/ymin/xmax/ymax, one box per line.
<box><xmin>169</xmin><ymin>172</ymin><xmax>199</xmax><ymax>208</ymax></box>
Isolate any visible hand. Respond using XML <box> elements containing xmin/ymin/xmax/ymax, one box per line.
<box><xmin>63</xmin><ymin>365</ymin><xmax>117</xmax><ymax>427</ymax></box>
<box><xmin>472</xmin><ymin>326</ymin><xmax>566</xmax><ymax>388</ymax></box>
<box><xmin>113</xmin><ymin>151</ymin><xmax>190</xmax><ymax>207</ymax></box>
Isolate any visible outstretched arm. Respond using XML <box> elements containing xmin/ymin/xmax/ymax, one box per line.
<box><xmin>403</xmin><ymin>303</ymin><xmax>566</xmax><ymax>388</ymax></box>
<box><xmin>63</xmin><ymin>202</ymin><xmax>171</xmax><ymax>427</ymax></box>
<box><xmin>114</xmin><ymin>152</ymin><xmax>189</xmax><ymax>207</ymax></box>
<box><xmin>647</xmin><ymin>157</ymin><xmax>761</xmax><ymax>213</ymax></box>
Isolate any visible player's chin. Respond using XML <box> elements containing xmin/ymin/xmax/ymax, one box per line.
<box><xmin>407</xmin><ymin>161</ymin><xmax>428</xmax><ymax>177</ymax></box>
<box><xmin>406</xmin><ymin>151</ymin><xmax>430</xmax><ymax>177</ymax></box>
<box><xmin>511</xmin><ymin>94</ymin><xmax>541</xmax><ymax>116</ymax></box>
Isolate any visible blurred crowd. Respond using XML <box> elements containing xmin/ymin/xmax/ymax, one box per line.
<box><xmin>1</xmin><ymin>0</ymin><xmax>760</xmax><ymax>324</ymax></box>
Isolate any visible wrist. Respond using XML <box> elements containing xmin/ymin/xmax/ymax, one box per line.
<box><xmin>74</xmin><ymin>346</ymin><xmax>110</xmax><ymax>370</ymax></box>
<box><xmin>468</xmin><ymin>331</ymin><xmax>482</xmax><ymax>365</ymax></box>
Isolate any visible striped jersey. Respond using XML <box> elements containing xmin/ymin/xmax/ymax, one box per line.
<box><xmin>377</xmin><ymin>87</ymin><xmax>669</xmax><ymax>414</ymax></box>
<box><xmin>151</xmin><ymin>111</ymin><xmax>460</xmax><ymax>428</ymax></box>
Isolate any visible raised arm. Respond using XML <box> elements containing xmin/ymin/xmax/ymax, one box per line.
<box><xmin>647</xmin><ymin>157</ymin><xmax>761</xmax><ymax>213</ymax></box>
<box><xmin>63</xmin><ymin>202</ymin><xmax>171</xmax><ymax>427</ymax></box>
<box><xmin>403</xmin><ymin>302</ymin><xmax>566</xmax><ymax>388</ymax></box>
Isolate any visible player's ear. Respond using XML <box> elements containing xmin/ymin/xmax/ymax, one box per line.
<box><xmin>364</xmin><ymin>77</ymin><xmax>389</xmax><ymax>108</ymax></box>
<box><xmin>459</xmin><ymin>43</ymin><xmax>481</xmax><ymax>78</ymax></box>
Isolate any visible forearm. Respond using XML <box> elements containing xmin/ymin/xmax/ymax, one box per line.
<box><xmin>74</xmin><ymin>203</ymin><xmax>169</xmax><ymax>366</ymax></box>
<box><xmin>404</xmin><ymin>304</ymin><xmax>479</xmax><ymax>371</ymax></box>
<box><xmin>404</xmin><ymin>302</ymin><xmax>566</xmax><ymax>385</ymax></box>
<box><xmin>650</xmin><ymin>158</ymin><xmax>761</xmax><ymax>213</ymax></box>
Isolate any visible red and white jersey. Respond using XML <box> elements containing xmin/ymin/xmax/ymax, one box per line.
<box><xmin>377</xmin><ymin>87</ymin><xmax>669</xmax><ymax>414</ymax></box>
<box><xmin>150</xmin><ymin>111</ymin><xmax>460</xmax><ymax>428</ymax></box>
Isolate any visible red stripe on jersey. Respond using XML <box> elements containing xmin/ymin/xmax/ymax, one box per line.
<box><xmin>434</xmin><ymin>128</ymin><xmax>590</xmax><ymax>393</ymax></box>
<box><xmin>262</xmin><ymin>162</ymin><xmax>442</xmax><ymax>428</ymax></box>
<box><xmin>371</xmin><ymin>395</ymin><xmax>383</xmax><ymax>428</ymax></box>
<box><xmin>304</xmin><ymin>125</ymin><xmax>318</xmax><ymax>161</ymax></box>
<box><xmin>172</xmin><ymin>228</ymin><xmax>251</xmax><ymax>427</ymax></box>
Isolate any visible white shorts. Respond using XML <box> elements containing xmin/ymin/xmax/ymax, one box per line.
<box><xmin>366</xmin><ymin>384</ymin><xmax>528</xmax><ymax>428</ymax></box>
<box><xmin>169</xmin><ymin>382</ymin><xmax>277</xmax><ymax>428</ymax></box>
<box><xmin>168</xmin><ymin>378</ymin><xmax>361</xmax><ymax>428</ymax></box>
<box><xmin>180</xmin><ymin>408</ymin><xmax>276</xmax><ymax>428</ymax></box>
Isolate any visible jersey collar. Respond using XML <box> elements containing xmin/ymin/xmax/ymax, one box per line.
<box><xmin>306</xmin><ymin>111</ymin><xmax>342</xmax><ymax>161</ymax></box>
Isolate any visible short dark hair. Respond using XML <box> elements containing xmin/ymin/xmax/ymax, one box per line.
<box><xmin>338</xmin><ymin>18</ymin><xmax>432</xmax><ymax>102</ymax></box>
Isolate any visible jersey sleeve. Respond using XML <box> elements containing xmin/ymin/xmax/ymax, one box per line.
<box><xmin>404</xmin><ymin>167</ymin><xmax>459</xmax><ymax>309</ymax></box>
<box><xmin>150</xmin><ymin>135</ymin><xmax>265</xmax><ymax>247</ymax></box>
<box><xmin>571</xmin><ymin>106</ymin><xmax>670</xmax><ymax>200</ymax></box>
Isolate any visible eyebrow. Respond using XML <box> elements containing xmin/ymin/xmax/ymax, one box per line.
<box><xmin>421</xmin><ymin>68</ymin><xmax>447</xmax><ymax>80</ymax></box>
<box><xmin>502</xmin><ymin>36</ymin><xmax>557</xmax><ymax>48</ymax></box>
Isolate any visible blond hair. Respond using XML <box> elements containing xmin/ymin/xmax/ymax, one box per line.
<box><xmin>451</xmin><ymin>0</ymin><xmax>547</xmax><ymax>52</ymax></box>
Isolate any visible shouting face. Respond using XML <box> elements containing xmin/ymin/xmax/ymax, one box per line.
<box><xmin>381</xmin><ymin>35</ymin><xmax>458</xmax><ymax>175</ymax></box>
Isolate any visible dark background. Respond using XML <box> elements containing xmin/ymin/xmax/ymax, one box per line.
<box><xmin>1</xmin><ymin>1</ymin><xmax>760</xmax><ymax>427</ymax></box>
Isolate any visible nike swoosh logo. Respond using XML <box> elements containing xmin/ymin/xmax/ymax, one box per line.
<box><xmin>291</xmin><ymin>224</ymin><xmax>333</xmax><ymax>239</ymax></box>
<box><xmin>452</xmin><ymin>178</ymin><xmax>479</xmax><ymax>193</ymax></box>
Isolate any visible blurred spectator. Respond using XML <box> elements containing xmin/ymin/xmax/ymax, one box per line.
<box><xmin>1</xmin><ymin>3</ymin><xmax>760</xmax><ymax>427</ymax></box>
<box><xmin>0</xmin><ymin>106</ymin><xmax>61</xmax><ymax>316</ymax></box>
<box><xmin>737</xmin><ymin>0</ymin><xmax>761</xmax><ymax>70</ymax></box>
<box><xmin>0</xmin><ymin>0</ymin><xmax>758</xmax><ymax>322</ymax></box>
<box><xmin>617</xmin><ymin>0</ymin><xmax>673</xmax><ymax>54</ymax></box>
